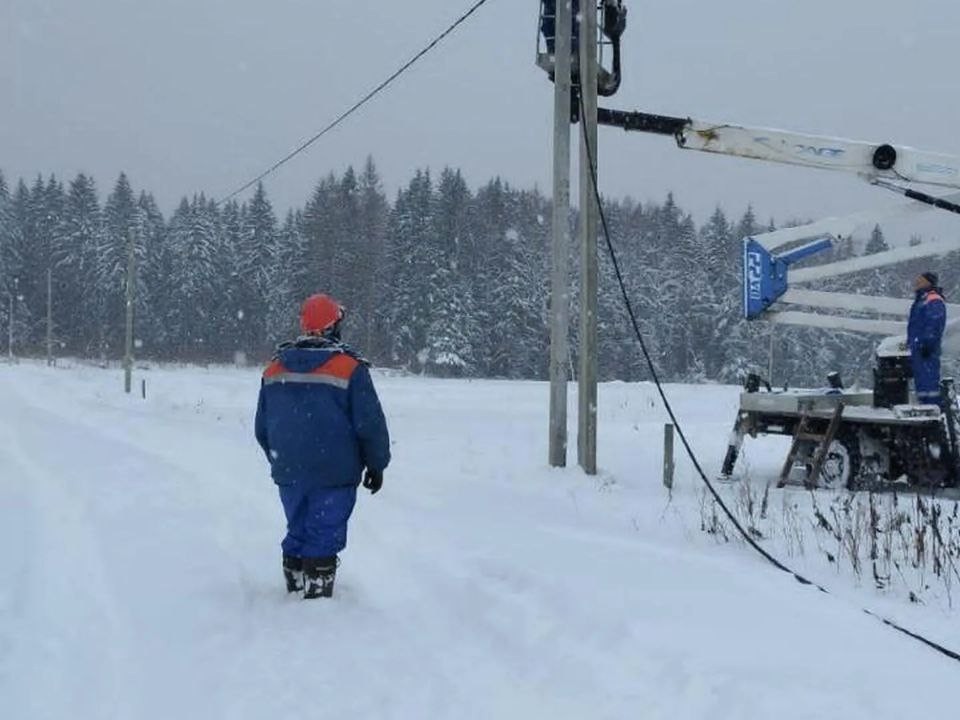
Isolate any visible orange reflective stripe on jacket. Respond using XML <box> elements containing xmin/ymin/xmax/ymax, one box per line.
<box><xmin>318</xmin><ymin>353</ymin><xmax>359</xmax><ymax>381</ymax></box>
<box><xmin>263</xmin><ymin>360</ymin><xmax>285</xmax><ymax>379</ymax></box>
<box><xmin>261</xmin><ymin>354</ymin><xmax>359</xmax><ymax>390</ymax></box>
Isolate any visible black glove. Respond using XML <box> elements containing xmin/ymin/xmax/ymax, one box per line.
<box><xmin>920</xmin><ymin>344</ymin><xmax>933</xmax><ymax>359</ymax></box>
<box><xmin>362</xmin><ymin>468</ymin><xmax>383</xmax><ymax>495</ymax></box>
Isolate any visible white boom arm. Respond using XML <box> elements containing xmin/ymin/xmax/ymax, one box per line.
<box><xmin>755</xmin><ymin>193</ymin><xmax>960</xmax><ymax>253</ymax></box>
<box><xmin>769</xmin><ymin>311</ymin><xmax>907</xmax><ymax>337</ymax></box>
<box><xmin>679</xmin><ymin>120</ymin><xmax>960</xmax><ymax>189</ymax></box>
<box><xmin>791</xmin><ymin>236</ymin><xmax>960</xmax><ymax>283</ymax></box>
<box><xmin>599</xmin><ymin>108</ymin><xmax>960</xmax><ymax>193</ymax></box>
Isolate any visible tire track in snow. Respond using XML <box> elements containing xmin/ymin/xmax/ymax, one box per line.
<box><xmin>0</xmin><ymin>442</ymin><xmax>36</xmax><ymax>700</ymax></box>
<box><xmin>0</xmin><ymin>377</ymin><xmax>140</xmax><ymax>719</ymax></box>
<box><xmin>0</xmin><ymin>372</ymin><xmax>284</xmax><ymax>718</ymax></box>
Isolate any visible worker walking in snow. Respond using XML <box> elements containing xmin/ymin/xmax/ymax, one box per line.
<box><xmin>255</xmin><ymin>294</ymin><xmax>390</xmax><ymax>599</ymax></box>
<box><xmin>907</xmin><ymin>272</ymin><xmax>947</xmax><ymax>406</ymax></box>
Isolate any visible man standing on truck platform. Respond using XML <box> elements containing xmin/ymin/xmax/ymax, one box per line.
<box><xmin>907</xmin><ymin>271</ymin><xmax>947</xmax><ymax>406</ymax></box>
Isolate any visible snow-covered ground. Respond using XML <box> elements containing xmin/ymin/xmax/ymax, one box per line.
<box><xmin>1</xmin><ymin>360</ymin><xmax>958</xmax><ymax>719</ymax></box>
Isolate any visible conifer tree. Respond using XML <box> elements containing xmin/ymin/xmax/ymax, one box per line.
<box><xmin>244</xmin><ymin>183</ymin><xmax>285</xmax><ymax>350</ymax></box>
<box><xmin>58</xmin><ymin>174</ymin><xmax>101</xmax><ymax>354</ymax></box>
<box><xmin>357</xmin><ymin>157</ymin><xmax>390</xmax><ymax>358</ymax></box>
<box><xmin>167</xmin><ymin>194</ymin><xmax>222</xmax><ymax>358</ymax></box>
<box><xmin>383</xmin><ymin>169</ymin><xmax>434</xmax><ymax>369</ymax></box>
<box><xmin>865</xmin><ymin>224</ymin><xmax>889</xmax><ymax>255</ymax></box>
<box><xmin>96</xmin><ymin>173</ymin><xmax>144</xmax><ymax>356</ymax></box>
<box><xmin>0</xmin><ymin>171</ymin><xmax>18</xmax><ymax>343</ymax></box>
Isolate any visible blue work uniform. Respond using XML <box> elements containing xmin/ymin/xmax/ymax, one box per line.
<box><xmin>255</xmin><ymin>341</ymin><xmax>390</xmax><ymax>558</ymax></box>
<box><xmin>907</xmin><ymin>287</ymin><xmax>947</xmax><ymax>405</ymax></box>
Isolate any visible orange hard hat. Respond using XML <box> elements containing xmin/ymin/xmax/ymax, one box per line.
<box><xmin>300</xmin><ymin>294</ymin><xmax>344</xmax><ymax>334</ymax></box>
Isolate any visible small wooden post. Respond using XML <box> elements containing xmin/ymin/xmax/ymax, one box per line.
<box><xmin>663</xmin><ymin>423</ymin><xmax>675</xmax><ymax>489</ymax></box>
<box><xmin>767</xmin><ymin>326</ymin><xmax>775</xmax><ymax>385</ymax></box>
<box><xmin>141</xmin><ymin>378</ymin><xmax>147</xmax><ymax>400</ymax></box>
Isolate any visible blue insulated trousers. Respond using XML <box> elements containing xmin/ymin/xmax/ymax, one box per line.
<box><xmin>278</xmin><ymin>484</ymin><xmax>358</xmax><ymax>558</ymax></box>
<box><xmin>911</xmin><ymin>352</ymin><xmax>942</xmax><ymax>406</ymax></box>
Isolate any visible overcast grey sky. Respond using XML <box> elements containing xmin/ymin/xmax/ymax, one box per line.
<box><xmin>3</xmin><ymin>0</ymin><xmax>959</xmax><ymax>236</ymax></box>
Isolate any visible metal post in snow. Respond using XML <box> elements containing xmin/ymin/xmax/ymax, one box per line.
<box><xmin>549</xmin><ymin>0</ymin><xmax>573</xmax><ymax>468</ymax></box>
<box><xmin>578</xmin><ymin>1</ymin><xmax>599</xmax><ymax>475</ymax></box>
<box><xmin>768</xmin><ymin>325</ymin><xmax>775</xmax><ymax>385</ymax></box>
<box><xmin>663</xmin><ymin>423</ymin><xmax>675</xmax><ymax>489</ymax></box>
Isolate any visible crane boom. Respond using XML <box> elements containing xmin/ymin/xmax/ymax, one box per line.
<box><xmin>751</xmin><ymin>194</ymin><xmax>960</xmax><ymax>252</ymax></box>
<box><xmin>678</xmin><ymin>120</ymin><xmax>960</xmax><ymax>188</ymax></box>
<box><xmin>791</xmin><ymin>236</ymin><xmax>960</xmax><ymax>283</ymax></box>
<box><xmin>598</xmin><ymin>108</ymin><xmax>960</xmax><ymax>188</ymax></box>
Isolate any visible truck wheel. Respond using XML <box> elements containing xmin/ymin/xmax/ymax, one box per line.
<box><xmin>818</xmin><ymin>432</ymin><xmax>862</xmax><ymax>490</ymax></box>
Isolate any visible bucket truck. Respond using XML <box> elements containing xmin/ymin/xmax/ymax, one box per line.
<box><xmin>595</xmin><ymin>108</ymin><xmax>960</xmax><ymax>488</ymax></box>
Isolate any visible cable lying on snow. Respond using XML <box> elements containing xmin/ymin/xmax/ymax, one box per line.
<box><xmin>576</xmin><ymin>91</ymin><xmax>960</xmax><ymax>665</ymax></box>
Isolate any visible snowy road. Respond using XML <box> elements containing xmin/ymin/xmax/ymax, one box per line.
<box><xmin>1</xmin><ymin>362</ymin><xmax>957</xmax><ymax>719</ymax></box>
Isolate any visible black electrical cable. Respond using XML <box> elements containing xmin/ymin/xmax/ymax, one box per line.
<box><xmin>217</xmin><ymin>0</ymin><xmax>495</xmax><ymax>205</ymax></box>
<box><xmin>576</xmin><ymin>91</ymin><xmax>960</xmax><ymax>664</ymax></box>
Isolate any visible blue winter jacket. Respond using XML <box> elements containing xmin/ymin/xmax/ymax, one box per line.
<box><xmin>907</xmin><ymin>287</ymin><xmax>946</xmax><ymax>359</ymax></box>
<box><xmin>255</xmin><ymin>342</ymin><xmax>391</xmax><ymax>488</ymax></box>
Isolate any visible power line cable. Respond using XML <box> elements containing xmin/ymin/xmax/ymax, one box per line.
<box><xmin>217</xmin><ymin>0</ymin><xmax>495</xmax><ymax>205</ymax></box>
<box><xmin>576</xmin><ymin>90</ymin><xmax>960</xmax><ymax>664</ymax></box>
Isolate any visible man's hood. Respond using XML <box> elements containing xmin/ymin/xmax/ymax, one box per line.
<box><xmin>917</xmin><ymin>286</ymin><xmax>946</xmax><ymax>301</ymax></box>
<box><xmin>277</xmin><ymin>345</ymin><xmax>341</xmax><ymax>373</ymax></box>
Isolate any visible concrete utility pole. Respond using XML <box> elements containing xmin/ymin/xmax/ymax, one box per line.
<box><xmin>548</xmin><ymin>0</ymin><xmax>573</xmax><ymax>468</ymax></box>
<box><xmin>577</xmin><ymin>2</ymin><xmax>599</xmax><ymax>475</ymax></box>
<box><xmin>123</xmin><ymin>228</ymin><xmax>136</xmax><ymax>394</ymax></box>
<box><xmin>46</xmin><ymin>268</ymin><xmax>53</xmax><ymax>366</ymax></box>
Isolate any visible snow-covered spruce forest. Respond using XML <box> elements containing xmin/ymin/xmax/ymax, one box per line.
<box><xmin>0</xmin><ymin>160</ymin><xmax>948</xmax><ymax>385</ymax></box>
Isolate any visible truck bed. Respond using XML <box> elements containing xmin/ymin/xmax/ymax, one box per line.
<box><xmin>739</xmin><ymin>389</ymin><xmax>941</xmax><ymax>428</ymax></box>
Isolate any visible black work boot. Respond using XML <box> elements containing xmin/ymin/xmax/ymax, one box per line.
<box><xmin>282</xmin><ymin>554</ymin><xmax>304</xmax><ymax>594</ymax></box>
<box><xmin>302</xmin><ymin>556</ymin><xmax>338</xmax><ymax>599</ymax></box>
